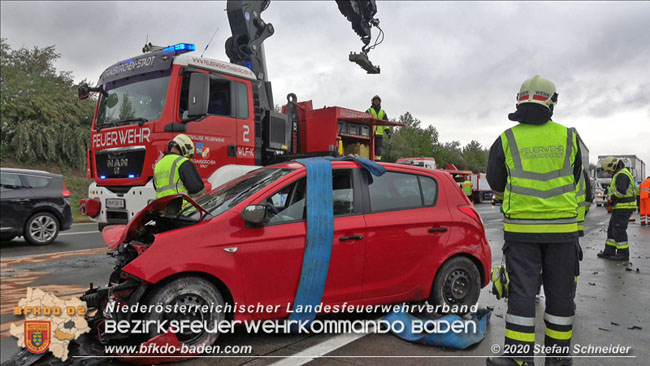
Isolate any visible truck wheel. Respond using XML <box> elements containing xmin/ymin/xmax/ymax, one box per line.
<box><xmin>24</xmin><ymin>212</ymin><xmax>59</xmax><ymax>246</ymax></box>
<box><xmin>144</xmin><ymin>276</ymin><xmax>225</xmax><ymax>348</ymax></box>
<box><xmin>429</xmin><ymin>257</ymin><xmax>480</xmax><ymax>314</ymax></box>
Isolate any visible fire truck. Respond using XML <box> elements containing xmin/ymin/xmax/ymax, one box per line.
<box><xmin>78</xmin><ymin>1</ymin><xmax>397</xmax><ymax>228</ymax></box>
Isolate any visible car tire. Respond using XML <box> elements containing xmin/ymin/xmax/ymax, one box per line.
<box><xmin>429</xmin><ymin>256</ymin><xmax>481</xmax><ymax>314</ymax></box>
<box><xmin>24</xmin><ymin>212</ymin><xmax>59</xmax><ymax>246</ymax></box>
<box><xmin>144</xmin><ymin>276</ymin><xmax>225</xmax><ymax>348</ymax></box>
<box><xmin>1</xmin><ymin>233</ymin><xmax>17</xmax><ymax>242</ymax></box>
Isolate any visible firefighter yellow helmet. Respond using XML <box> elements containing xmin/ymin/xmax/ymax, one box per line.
<box><xmin>601</xmin><ymin>156</ymin><xmax>620</xmax><ymax>173</ymax></box>
<box><xmin>169</xmin><ymin>134</ymin><xmax>195</xmax><ymax>158</ymax></box>
<box><xmin>516</xmin><ymin>75</ymin><xmax>558</xmax><ymax>111</ymax></box>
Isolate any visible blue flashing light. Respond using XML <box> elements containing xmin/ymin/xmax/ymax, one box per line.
<box><xmin>128</xmin><ymin>174</ymin><xmax>135</xmax><ymax>179</ymax></box>
<box><xmin>100</xmin><ymin>175</ymin><xmax>107</xmax><ymax>180</ymax></box>
<box><xmin>245</xmin><ymin>60</ymin><xmax>253</xmax><ymax>70</ymax></box>
<box><xmin>162</xmin><ymin>43</ymin><xmax>196</xmax><ymax>55</ymax></box>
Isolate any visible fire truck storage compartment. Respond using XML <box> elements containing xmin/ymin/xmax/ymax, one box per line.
<box><xmin>264</xmin><ymin>111</ymin><xmax>292</xmax><ymax>151</ymax></box>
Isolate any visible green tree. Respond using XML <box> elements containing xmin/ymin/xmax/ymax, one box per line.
<box><xmin>383</xmin><ymin>112</ymin><xmax>439</xmax><ymax>162</ymax></box>
<box><xmin>462</xmin><ymin>140</ymin><xmax>489</xmax><ymax>173</ymax></box>
<box><xmin>0</xmin><ymin>38</ymin><xmax>95</xmax><ymax>168</ymax></box>
<box><xmin>433</xmin><ymin>140</ymin><xmax>467</xmax><ymax>170</ymax></box>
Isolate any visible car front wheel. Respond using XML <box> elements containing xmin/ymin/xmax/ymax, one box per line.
<box><xmin>24</xmin><ymin>212</ymin><xmax>59</xmax><ymax>245</ymax></box>
<box><xmin>144</xmin><ymin>276</ymin><xmax>225</xmax><ymax>349</ymax></box>
<box><xmin>429</xmin><ymin>256</ymin><xmax>481</xmax><ymax>314</ymax></box>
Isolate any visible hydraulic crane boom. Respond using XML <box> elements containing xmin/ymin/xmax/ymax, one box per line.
<box><xmin>225</xmin><ymin>0</ymin><xmax>381</xmax><ymax>112</ymax></box>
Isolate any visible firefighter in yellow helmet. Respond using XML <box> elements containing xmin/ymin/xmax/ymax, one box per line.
<box><xmin>366</xmin><ymin>95</ymin><xmax>391</xmax><ymax>160</ymax></box>
<box><xmin>153</xmin><ymin>134</ymin><xmax>205</xmax><ymax>199</ymax></box>
<box><xmin>597</xmin><ymin>156</ymin><xmax>637</xmax><ymax>260</ymax></box>
<box><xmin>486</xmin><ymin>76</ymin><xmax>582</xmax><ymax>366</ymax></box>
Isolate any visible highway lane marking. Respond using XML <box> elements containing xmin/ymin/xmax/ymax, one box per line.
<box><xmin>269</xmin><ymin>324</ymin><xmax>375</xmax><ymax>366</ymax></box>
<box><xmin>59</xmin><ymin>231</ymin><xmax>100</xmax><ymax>236</ymax></box>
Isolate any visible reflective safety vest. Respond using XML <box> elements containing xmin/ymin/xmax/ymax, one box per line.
<box><xmin>609</xmin><ymin>168</ymin><xmax>637</xmax><ymax>210</ymax></box>
<box><xmin>576</xmin><ymin>168</ymin><xmax>588</xmax><ymax>232</ymax></box>
<box><xmin>501</xmin><ymin>121</ymin><xmax>579</xmax><ymax>234</ymax></box>
<box><xmin>153</xmin><ymin>154</ymin><xmax>189</xmax><ymax>199</ymax></box>
<box><xmin>367</xmin><ymin>108</ymin><xmax>390</xmax><ymax>135</ymax></box>
<box><xmin>462</xmin><ymin>181</ymin><xmax>473</xmax><ymax>196</ymax></box>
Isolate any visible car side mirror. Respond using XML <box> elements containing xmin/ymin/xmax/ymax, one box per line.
<box><xmin>188</xmin><ymin>73</ymin><xmax>209</xmax><ymax>118</ymax></box>
<box><xmin>241</xmin><ymin>204</ymin><xmax>268</xmax><ymax>224</ymax></box>
<box><xmin>78</xmin><ymin>83</ymin><xmax>90</xmax><ymax>99</ymax></box>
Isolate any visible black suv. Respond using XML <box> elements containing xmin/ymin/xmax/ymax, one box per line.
<box><xmin>0</xmin><ymin>168</ymin><xmax>73</xmax><ymax>245</ymax></box>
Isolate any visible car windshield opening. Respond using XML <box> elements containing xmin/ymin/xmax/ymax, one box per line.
<box><xmin>181</xmin><ymin>168</ymin><xmax>294</xmax><ymax>219</ymax></box>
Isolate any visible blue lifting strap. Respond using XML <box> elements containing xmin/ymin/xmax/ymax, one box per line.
<box><xmin>383</xmin><ymin>307</ymin><xmax>491</xmax><ymax>349</ymax></box>
<box><xmin>324</xmin><ymin>155</ymin><xmax>386</xmax><ymax>176</ymax></box>
<box><xmin>288</xmin><ymin>158</ymin><xmax>334</xmax><ymax>326</ymax></box>
<box><xmin>289</xmin><ymin>156</ymin><xmax>490</xmax><ymax>349</ymax></box>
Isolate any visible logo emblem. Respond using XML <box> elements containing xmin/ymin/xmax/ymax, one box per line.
<box><xmin>24</xmin><ymin>321</ymin><xmax>50</xmax><ymax>354</ymax></box>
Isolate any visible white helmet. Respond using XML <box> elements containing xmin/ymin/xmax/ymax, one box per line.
<box><xmin>169</xmin><ymin>134</ymin><xmax>195</xmax><ymax>158</ymax></box>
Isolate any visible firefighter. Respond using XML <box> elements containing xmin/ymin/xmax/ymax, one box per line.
<box><xmin>640</xmin><ymin>176</ymin><xmax>650</xmax><ymax>226</ymax></box>
<box><xmin>597</xmin><ymin>157</ymin><xmax>637</xmax><ymax>260</ymax></box>
<box><xmin>366</xmin><ymin>95</ymin><xmax>390</xmax><ymax>161</ymax></box>
<box><xmin>486</xmin><ymin>75</ymin><xmax>582</xmax><ymax>366</ymax></box>
<box><xmin>462</xmin><ymin>178</ymin><xmax>473</xmax><ymax>200</ymax></box>
<box><xmin>153</xmin><ymin>134</ymin><xmax>205</xmax><ymax>199</ymax></box>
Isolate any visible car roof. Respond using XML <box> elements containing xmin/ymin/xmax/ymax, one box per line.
<box><xmin>267</xmin><ymin>160</ymin><xmax>448</xmax><ymax>178</ymax></box>
<box><xmin>0</xmin><ymin>167</ymin><xmax>58</xmax><ymax>177</ymax></box>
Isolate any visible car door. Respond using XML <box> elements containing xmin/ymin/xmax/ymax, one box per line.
<box><xmin>361</xmin><ymin>170</ymin><xmax>450</xmax><ymax>299</ymax></box>
<box><xmin>0</xmin><ymin>173</ymin><xmax>27</xmax><ymax>233</ymax></box>
<box><xmin>237</xmin><ymin>169</ymin><xmax>365</xmax><ymax>314</ymax></box>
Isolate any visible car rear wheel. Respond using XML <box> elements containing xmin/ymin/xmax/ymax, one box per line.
<box><xmin>24</xmin><ymin>212</ymin><xmax>59</xmax><ymax>246</ymax></box>
<box><xmin>144</xmin><ymin>276</ymin><xmax>225</xmax><ymax>348</ymax></box>
<box><xmin>429</xmin><ymin>256</ymin><xmax>480</xmax><ymax>314</ymax></box>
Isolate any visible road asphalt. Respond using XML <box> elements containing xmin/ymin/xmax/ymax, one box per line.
<box><xmin>1</xmin><ymin>206</ymin><xmax>648</xmax><ymax>365</ymax></box>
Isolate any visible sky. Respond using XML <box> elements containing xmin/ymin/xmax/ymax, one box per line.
<box><xmin>2</xmin><ymin>1</ymin><xmax>649</xmax><ymax>174</ymax></box>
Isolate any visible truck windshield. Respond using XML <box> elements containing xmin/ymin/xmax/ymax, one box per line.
<box><xmin>596</xmin><ymin>168</ymin><xmax>610</xmax><ymax>178</ymax></box>
<box><xmin>96</xmin><ymin>71</ymin><xmax>171</xmax><ymax>129</ymax></box>
<box><xmin>181</xmin><ymin>168</ymin><xmax>294</xmax><ymax>219</ymax></box>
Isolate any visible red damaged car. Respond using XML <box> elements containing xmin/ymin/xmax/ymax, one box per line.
<box><xmin>83</xmin><ymin>160</ymin><xmax>491</xmax><ymax>349</ymax></box>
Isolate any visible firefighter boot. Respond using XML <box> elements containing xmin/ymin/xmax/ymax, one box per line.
<box><xmin>610</xmin><ymin>248</ymin><xmax>629</xmax><ymax>261</ymax></box>
<box><xmin>486</xmin><ymin>356</ymin><xmax>531</xmax><ymax>366</ymax></box>
<box><xmin>545</xmin><ymin>356</ymin><xmax>573</xmax><ymax>366</ymax></box>
<box><xmin>597</xmin><ymin>240</ymin><xmax>616</xmax><ymax>259</ymax></box>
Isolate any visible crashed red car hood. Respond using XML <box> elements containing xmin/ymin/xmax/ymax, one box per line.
<box><xmin>101</xmin><ymin>194</ymin><xmax>209</xmax><ymax>250</ymax></box>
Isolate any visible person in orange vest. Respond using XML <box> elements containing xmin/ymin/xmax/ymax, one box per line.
<box><xmin>640</xmin><ymin>176</ymin><xmax>650</xmax><ymax>226</ymax></box>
